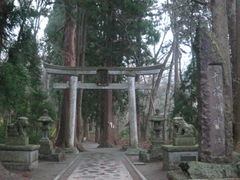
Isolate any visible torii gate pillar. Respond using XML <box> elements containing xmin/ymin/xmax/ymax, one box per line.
<box><xmin>68</xmin><ymin>76</ymin><xmax>78</xmax><ymax>148</ymax></box>
<box><xmin>127</xmin><ymin>74</ymin><xmax>138</xmax><ymax>148</ymax></box>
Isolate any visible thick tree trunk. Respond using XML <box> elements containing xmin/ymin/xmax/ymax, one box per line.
<box><xmin>55</xmin><ymin>1</ymin><xmax>77</xmax><ymax>148</ymax></box>
<box><xmin>210</xmin><ymin>0</ymin><xmax>233</xmax><ymax>160</ymax></box>
<box><xmin>99</xmin><ymin>88</ymin><xmax>116</xmax><ymax>147</ymax></box>
<box><xmin>226</xmin><ymin>1</ymin><xmax>237</xmax><ymax>147</ymax></box>
<box><xmin>99</xmin><ymin>1</ymin><xmax>116</xmax><ymax>147</ymax></box>
<box><xmin>234</xmin><ymin>0</ymin><xmax>240</xmax><ymax>148</ymax></box>
<box><xmin>75</xmin><ymin>7</ymin><xmax>87</xmax><ymax>151</ymax></box>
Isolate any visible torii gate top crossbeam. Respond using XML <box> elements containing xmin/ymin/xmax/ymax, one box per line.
<box><xmin>44</xmin><ymin>63</ymin><xmax>164</xmax><ymax>75</ymax></box>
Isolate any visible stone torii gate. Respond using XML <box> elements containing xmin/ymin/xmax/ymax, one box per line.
<box><xmin>44</xmin><ymin>63</ymin><xmax>164</xmax><ymax>150</ymax></box>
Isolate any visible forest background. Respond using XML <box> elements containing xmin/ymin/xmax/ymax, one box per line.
<box><xmin>0</xmin><ymin>0</ymin><xmax>238</xmax><ymax>149</ymax></box>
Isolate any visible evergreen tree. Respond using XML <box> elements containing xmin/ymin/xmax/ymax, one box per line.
<box><xmin>0</xmin><ymin>0</ymin><xmax>54</xmax><ymax>143</ymax></box>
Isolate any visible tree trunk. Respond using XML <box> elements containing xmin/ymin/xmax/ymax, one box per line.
<box><xmin>99</xmin><ymin>88</ymin><xmax>116</xmax><ymax>147</ymax></box>
<box><xmin>75</xmin><ymin>6</ymin><xmax>87</xmax><ymax>151</ymax></box>
<box><xmin>163</xmin><ymin>58</ymin><xmax>174</xmax><ymax>144</ymax></box>
<box><xmin>135</xmin><ymin>23</ymin><xmax>142</xmax><ymax>140</ymax></box>
<box><xmin>145</xmin><ymin>48</ymin><xmax>172</xmax><ymax>139</ymax></box>
<box><xmin>233</xmin><ymin>0</ymin><xmax>240</xmax><ymax>149</ymax></box>
<box><xmin>95</xmin><ymin>122</ymin><xmax>100</xmax><ymax>143</ymax></box>
<box><xmin>210</xmin><ymin>0</ymin><xmax>233</xmax><ymax>160</ymax></box>
<box><xmin>173</xmin><ymin>34</ymin><xmax>180</xmax><ymax>94</ymax></box>
<box><xmin>171</xmin><ymin>0</ymin><xmax>180</xmax><ymax>95</ymax></box>
<box><xmin>95</xmin><ymin>103</ymin><xmax>101</xmax><ymax>143</ymax></box>
<box><xmin>83</xmin><ymin>118</ymin><xmax>89</xmax><ymax>140</ymax></box>
<box><xmin>55</xmin><ymin>1</ymin><xmax>77</xmax><ymax>148</ymax></box>
<box><xmin>136</xmin><ymin>76</ymin><xmax>142</xmax><ymax>140</ymax></box>
<box><xmin>0</xmin><ymin>0</ymin><xmax>7</xmax><ymax>53</ymax></box>
<box><xmin>99</xmin><ymin>1</ymin><xmax>116</xmax><ymax>147</ymax></box>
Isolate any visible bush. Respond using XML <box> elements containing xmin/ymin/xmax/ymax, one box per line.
<box><xmin>119</xmin><ymin>128</ymin><xmax>129</xmax><ymax>140</ymax></box>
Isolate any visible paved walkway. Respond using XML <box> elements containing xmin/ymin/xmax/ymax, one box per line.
<box><xmin>67</xmin><ymin>142</ymin><xmax>133</xmax><ymax>180</ymax></box>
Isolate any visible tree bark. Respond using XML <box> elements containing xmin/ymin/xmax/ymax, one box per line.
<box><xmin>0</xmin><ymin>0</ymin><xmax>7</xmax><ymax>53</ymax></box>
<box><xmin>163</xmin><ymin>58</ymin><xmax>174</xmax><ymax>144</ymax></box>
<box><xmin>75</xmin><ymin>6</ymin><xmax>87</xmax><ymax>151</ymax></box>
<box><xmin>233</xmin><ymin>0</ymin><xmax>240</xmax><ymax>149</ymax></box>
<box><xmin>210</xmin><ymin>0</ymin><xmax>233</xmax><ymax>160</ymax></box>
<box><xmin>171</xmin><ymin>0</ymin><xmax>180</xmax><ymax>95</ymax></box>
<box><xmin>99</xmin><ymin>1</ymin><xmax>116</xmax><ymax>147</ymax></box>
<box><xmin>55</xmin><ymin>1</ymin><xmax>77</xmax><ymax>148</ymax></box>
<box><xmin>173</xmin><ymin>34</ymin><xmax>180</xmax><ymax>94</ymax></box>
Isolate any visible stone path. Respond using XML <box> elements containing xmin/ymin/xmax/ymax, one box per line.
<box><xmin>67</xmin><ymin>143</ymin><xmax>133</xmax><ymax>180</ymax></box>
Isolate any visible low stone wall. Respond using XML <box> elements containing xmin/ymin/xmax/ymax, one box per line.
<box><xmin>0</xmin><ymin>144</ymin><xmax>40</xmax><ymax>170</ymax></box>
<box><xmin>162</xmin><ymin>145</ymin><xmax>198</xmax><ymax>170</ymax></box>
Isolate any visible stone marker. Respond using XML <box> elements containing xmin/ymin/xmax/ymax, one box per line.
<box><xmin>198</xmin><ymin>28</ymin><xmax>233</xmax><ymax>163</ymax></box>
<box><xmin>166</xmin><ymin>27</ymin><xmax>236</xmax><ymax>180</ymax></box>
<box><xmin>0</xmin><ymin>117</ymin><xmax>39</xmax><ymax>170</ymax></box>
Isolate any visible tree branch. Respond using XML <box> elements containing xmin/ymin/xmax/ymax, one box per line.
<box><xmin>191</xmin><ymin>0</ymin><xmax>208</xmax><ymax>5</ymax></box>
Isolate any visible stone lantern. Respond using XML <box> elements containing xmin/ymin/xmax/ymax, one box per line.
<box><xmin>150</xmin><ymin>109</ymin><xmax>164</xmax><ymax>142</ymax></box>
<box><xmin>38</xmin><ymin>109</ymin><xmax>53</xmax><ymax>140</ymax></box>
<box><xmin>38</xmin><ymin>109</ymin><xmax>64</xmax><ymax>161</ymax></box>
<box><xmin>139</xmin><ymin>109</ymin><xmax>165</xmax><ymax>162</ymax></box>
<box><xmin>149</xmin><ymin>109</ymin><xmax>165</xmax><ymax>159</ymax></box>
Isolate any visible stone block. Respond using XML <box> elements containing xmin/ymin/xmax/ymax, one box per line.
<box><xmin>5</xmin><ymin>136</ymin><xmax>29</xmax><ymax>146</ymax></box>
<box><xmin>162</xmin><ymin>145</ymin><xmax>198</xmax><ymax>170</ymax></box>
<box><xmin>0</xmin><ymin>144</ymin><xmax>39</xmax><ymax>171</ymax></box>
<box><xmin>39</xmin><ymin>138</ymin><xmax>54</xmax><ymax>155</ymax></box>
<box><xmin>173</xmin><ymin>137</ymin><xmax>196</xmax><ymax>146</ymax></box>
<box><xmin>2</xmin><ymin>161</ymin><xmax>38</xmax><ymax>171</ymax></box>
